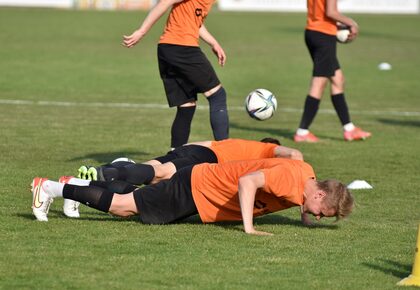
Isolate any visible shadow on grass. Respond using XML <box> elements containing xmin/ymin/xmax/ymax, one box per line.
<box><xmin>68</xmin><ymin>150</ymin><xmax>151</xmax><ymax>164</ymax></box>
<box><xmin>17</xmin><ymin>210</ymin><xmax>141</xmax><ymax>222</ymax></box>
<box><xmin>362</xmin><ymin>259</ymin><xmax>412</xmax><ymax>278</ymax></box>
<box><xmin>230</xmin><ymin>121</ymin><xmax>295</xmax><ymax>140</ymax></box>
<box><xmin>18</xmin><ymin>211</ymin><xmax>338</xmax><ymax>232</ymax></box>
<box><xmin>180</xmin><ymin>214</ymin><xmax>339</xmax><ymax>232</ymax></box>
<box><xmin>377</xmin><ymin>118</ymin><xmax>420</xmax><ymax>128</ymax></box>
<box><xmin>230</xmin><ymin>122</ymin><xmax>348</xmax><ymax>142</ymax></box>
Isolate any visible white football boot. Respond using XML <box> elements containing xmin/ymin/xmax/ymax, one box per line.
<box><xmin>31</xmin><ymin>177</ymin><xmax>53</xmax><ymax>222</ymax></box>
<box><xmin>60</xmin><ymin>176</ymin><xmax>80</xmax><ymax>218</ymax></box>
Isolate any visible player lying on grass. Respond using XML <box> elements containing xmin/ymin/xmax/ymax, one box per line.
<box><xmin>77</xmin><ymin>138</ymin><xmax>303</xmax><ymax>185</ymax></box>
<box><xmin>31</xmin><ymin>158</ymin><xmax>354</xmax><ymax>235</ymax></box>
<box><xmin>68</xmin><ymin>138</ymin><xmax>304</xmax><ymax>221</ymax></box>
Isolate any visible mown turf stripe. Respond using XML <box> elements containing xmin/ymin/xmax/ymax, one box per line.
<box><xmin>1</xmin><ymin>99</ymin><xmax>420</xmax><ymax>116</ymax></box>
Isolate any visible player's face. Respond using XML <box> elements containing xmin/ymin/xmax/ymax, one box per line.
<box><xmin>303</xmin><ymin>194</ymin><xmax>336</xmax><ymax>220</ymax></box>
<box><xmin>311</xmin><ymin>204</ymin><xmax>336</xmax><ymax>221</ymax></box>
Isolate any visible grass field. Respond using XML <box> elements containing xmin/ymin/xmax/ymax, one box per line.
<box><xmin>1</xmin><ymin>7</ymin><xmax>420</xmax><ymax>290</ymax></box>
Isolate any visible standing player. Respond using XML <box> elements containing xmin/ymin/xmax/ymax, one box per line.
<box><xmin>123</xmin><ymin>0</ymin><xmax>229</xmax><ymax>148</ymax></box>
<box><xmin>31</xmin><ymin>158</ymin><xmax>354</xmax><ymax>235</ymax></box>
<box><xmin>294</xmin><ymin>0</ymin><xmax>371</xmax><ymax>143</ymax></box>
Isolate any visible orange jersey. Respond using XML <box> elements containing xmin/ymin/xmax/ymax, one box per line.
<box><xmin>191</xmin><ymin>158</ymin><xmax>315</xmax><ymax>223</ymax></box>
<box><xmin>306</xmin><ymin>0</ymin><xmax>337</xmax><ymax>35</ymax></box>
<box><xmin>159</xmin><ymin>0</ymin><xmax>215</xmax><ymax>47</ymax></box>
<box><xmin>210</xmin><ymin>139</ymin><xmax>278</xmax><ymax>163</ymax></box>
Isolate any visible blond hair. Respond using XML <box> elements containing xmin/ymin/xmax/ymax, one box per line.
<box><xmin>317</xmin><ymin>179</ymin><xmax>354</xmax><ymax>220</ymax></box>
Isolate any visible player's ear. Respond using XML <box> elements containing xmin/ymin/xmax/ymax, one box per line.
<box><xmin>316</xmin><ymin>190</ymin><xmax>326</xmax><ymax>199</ymax></box>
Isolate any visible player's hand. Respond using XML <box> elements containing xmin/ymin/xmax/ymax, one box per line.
<box><xmin>245</xmin><ymin>228</ymin><xmax>274</xmax><ymax>236</ymax></box>
<box><xmin>301</xmin><ymin>212</ymin><xmax>313</xmax><ymax>226</ymax></box>
<box><xmin>348</xmin><ymin>22</ymin><xmax>359</xmax><ymax>41</ymax></box>
<box><xmin>212</xmin><ymin>43</ymin><xmax>226</xmax><ymax>67</ymax></box>
<box><xmin>122</xmin><ymin>30</ymin><xmax>144</xmax><ymax>48</ymax></box>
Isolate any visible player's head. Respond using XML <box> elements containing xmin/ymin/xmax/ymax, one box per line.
<box><xmin>304</xmin><ymin>179</ymin><xmax>354</xmax><ymax>221</ymax></box>
<box><xmin>260</xmin><ymin>137</ymin><xmax>281</xmax><ymax>145</ymax></box>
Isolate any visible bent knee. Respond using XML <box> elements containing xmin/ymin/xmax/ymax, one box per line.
<box><xmin>204</xmin><ymin>84</ymin><xmax>222</xmax><ymax>97</ymax></box>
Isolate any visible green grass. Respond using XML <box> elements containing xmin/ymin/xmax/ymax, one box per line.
<box><xmin>1</xmin><ymin>7</ymin><xmax>420</xmax><ymax>290</ymax></box>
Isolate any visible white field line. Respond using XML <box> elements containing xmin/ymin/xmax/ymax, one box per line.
<box><xmin>1</xmin><ymin>99</ymin><xmax>420</xmax><ymax>117</ymax></box>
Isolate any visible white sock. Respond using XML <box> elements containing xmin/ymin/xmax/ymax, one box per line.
<box><xmin>343</xmin><ymin>122</ymin><xmax>355</xmax><ymax>132</ymax></box>
<box><xmin>296</xmin><ymin>128</ymin><xmax>309</xmax><ymax>136</ymax></box>
<box><xmin>67</xmin><ymin>178</ymin><xmax>91</xmax><ymax>186</ymax></box>
<box><xmin>43</xmin><ymin>180</ymin><xmax>64</xmax><ymax>198</ymax></box>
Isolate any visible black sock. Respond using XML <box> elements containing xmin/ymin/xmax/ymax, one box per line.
<box><xmin>298</xmin><ymin>95</ymin><xmax>320</xmax><ymax>129</ymax></box>
<box><xmin>63</xmin><ymin>184</ymin><xmax>114</xmax><ymax>213</ymax></box>
<box><xmin>331</xmin><ymin>93</ymin><xmax>351</xmax><ymax>125</ymax></box>
<box><xmin>90</xmin><ymin>180</ymin><xmax>137</xmax><ymax>194</ymax></box>
<box><xmin>207</xmin><ymin>87</ymin><xmax>229</xmax><ymax>140</ymax></box>
<box><xmin>99</xmin><ymin>164</ymin><xmax>154</xmax><ymax>186</ymax></box>
<box><xmin>171</xmin><ymin>106</ymin><xmax>196</xmax><ymax>148</ymax></box>
<box><xmin>100</xmin><ymin>166</ymin><xmax>120</xmax><ymax>181</ymax></box>
<box><xmin>122</xmin><ymin>164</ymin><xmax>155</xmax><ymax>185</ymax></box>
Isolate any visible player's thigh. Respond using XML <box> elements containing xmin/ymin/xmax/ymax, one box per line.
<box><xmin>158</xmin><ymin>55</ymin><xmax>198</xmax><ymax>107</ymax></box>
<box><xmin>305</xmin><ymin>30</ymin><xmax>340</xmax><ymax>77</ymax></box>
<box><xmin>158</xmin><ymin>44</ymin><xmax>220</xmax><ymax>96</ymax></box>
<box><xmin>132</xmin><ymin>166</ymin><xmax>197</xmax><ymax>224</ymax></box>
<box><xmin>171</xmin><ymin>145</ymin><xmax>218</xmax><ymax>169</ymax></box>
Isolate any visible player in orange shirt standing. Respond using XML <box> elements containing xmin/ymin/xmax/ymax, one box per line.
<box><xmin>123</xmin><ymin>0</ymin><xmax>229</xmax><ymax>148</ymax></box>
<box><xmin>31</xmin><ymin>158</ymin><xmax>354</xmax><ymax>235</ymax></box>
<box><xmin>294</xmin><ymin>0</ymin><xmax>371</xmax><ymax>143</ymax></box>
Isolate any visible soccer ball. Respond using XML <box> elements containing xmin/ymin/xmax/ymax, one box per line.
<box><xmin>337</xmin><ymin>24</ymin><xmax>351</xmax><ymax>43</ymax></box>
<box><xmin>245</xmin><ymin>89</ymin><xmax>277</xmax><ymax>121</ymax></box>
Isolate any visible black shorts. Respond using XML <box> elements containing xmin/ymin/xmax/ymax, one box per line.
<box><xmin>154</xmin><ymin>145</ymin><xmax>218</xmax><ymax>170</ymax></box>
<box><xmin>158</xmin><ymin>44</ymin><xmax>221</xmax><ymax>107</ymax></box>
<box><xmin>305</xmin><ymin>29</ymin><xmax>340</xmax><ymax>77</ymax></box>
<box><xmin>133</xmin><ymin>166</ymin><xmax>197</xmax><ymax>224</ymax></box>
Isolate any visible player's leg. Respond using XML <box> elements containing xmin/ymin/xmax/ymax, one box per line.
<box><xmin>169</xmin><ymin>45</ymin><xmax>228</xmax><ymax>141</ymax></box>
<box><xmin>108</xmin><ymin>193</ymin><xmax>138</xmax><ymax>217</ymax></box>
<box><xmin>300</xmin><ymin>76</ymin><xmax>328</xmax><ymax>127</ymax></box>
<box><xmin>31</xmin><ymin>177</ymin><xmax>138</xmax><ymax>221</ymax></box>
<box><xmin>91</xmin><ymin>163</ymin><xmax>155</xmax><ymax>185</ymax></box>
<box><xmin>330</xmin><ymin>69</ymin><xmax>351</xmax><ymax>127</ymax></box>
<box><xmin>132</xmin><ymin>166</ymin><xmax>198</xmax><ymax>224</ymax></box>
<box><xmin>60</xmin><ymin>176</ymin><xmax>137</xmax><ymax>218</ymax></box>
<box><xmin>171</xmin><ymin>102</ymin><xmax>196</xmax><ymax>148</ymax></box>
<box><xmin>295</xmin><ymin>30</ymin><xmax>335</xmax><ymax>143</ymax></box>
<box><xmin>150</xmin><ymin>144</ymin><xmax>218</xmax><ymax>184</ymax></box>
<box><xmin>330</xmin><ymin>69</ymin><xmax>371</xmax><ymax>141</ymax></box>
<box><xmin>158</xmin><ymin>44</ymin><xmax>199</xmax><ymax>148</ymax></box>
<box><xmin>204</xmin><ymin>84</ymin><xmax>229</xmax><ymax>140</ymax></box>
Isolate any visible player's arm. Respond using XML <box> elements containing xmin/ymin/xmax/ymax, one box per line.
<box><xmin>123</xmin><ymin>0</ymin><xmax>183</xmax><ymax>48</ymax></box>
<box><xmin>199</xmin><ymin>24</ymin><xmax>226</xmax><ymax>66</ymax></box>
<box><xmin>238</xmin><ymin>171</ymin><xmax>273</xmax><ymax>236</ymax></box>
<box><xmin>325</xmin><ymin>0</ymin><xmax>359</xmax><ymax>40</ymax></box>
<box><xmin>300</xmin><ymin>206</ymin><xmax>313</xmax><ymax>226</ymax></box>
<box><xmin>273</xmin><ymin>146</ymin><xmax>304</xmax><ymax>161</ymax></box>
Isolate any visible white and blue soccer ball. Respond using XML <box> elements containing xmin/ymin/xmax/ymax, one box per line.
<box><xmin>245</xmin><ymin>88</ymin><xmax>277</xmax><ymax>121</ymax></box>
